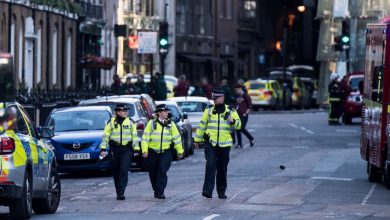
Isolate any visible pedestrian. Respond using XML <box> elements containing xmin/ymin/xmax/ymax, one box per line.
<box><xmin>121</xmin><ymin>76</ymin><xmax>136</xmax><ymax>95</ymax></box>
<box><xmin>173</xmin><ymin>75</ymin><xmax>190</xmax><ymax>97</ymax></box>
<box><xmin>191</xmin><ymin>81</ymin><xmax>205</xmax><ymax>97</ymax></box>
<box><xmin>134</xmin><ymin>74</ymin><xmax>149</xmax><ymax>94</ymax></box>
<box><xmin>111</xmin><ymin>74</ymin><xmax>122</xmax><ymax>95</ymax></box>
<box><xmin>141</xmin><ymin>104</ymin><xmax>184</xmax><ymax>199</ymax></box>
<box><xmin>201</xmin><ymin>77</ymin><xmax>213</xmax><ymax>99</ymax></box>
<box><xmin>234</xmin><ymin>84</ymin><xmax>254</xmax><ymax>148</ymax></box>
<box><xmin>99</xmin><ymin>104</ymin><xmax>140</xmax><ymax>200</ymax></box>
<box><xmin>237</xmin><ymin>78</ymin><xmax>248</xmax><ymax>94</ymax></box>
<box><xmin>194</xmin><ymin>90</ymin><xmax>241</xmax><ymax>199</ymax></box>
<box><xmin>220</xmin><ymin>78</ymin><xmax>234</xmax><ymax>106</ymax></box>
<box><xmin>153</xmin><ymin>72</ymin><xmax>168</xmax><ymax>101</ymax></box>
<box><xmin>328</xmin><ymin>73</ymin><xmax>343</xmax><ymax>125</ymax></box>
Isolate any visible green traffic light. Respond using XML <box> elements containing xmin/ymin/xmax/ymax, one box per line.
<box><xmin>341</xmin><ymin>36</ymin><xmax>350</xmax><ymax>44</ymax></box>
<box><xmin>160</xmin><ymin>38</ymin><xmax>168</xmax><ymax>46</ymax></box>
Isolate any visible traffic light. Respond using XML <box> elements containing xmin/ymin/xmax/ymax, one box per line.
<box><xmin>333</xmin><ymin>20</ymin><xmax>350</xmax><ymax>51</ymax></box>
<box><xmin>159</xmin><ymin>21</ymin><xmax>169</xmax><ymax>54</ymax></box>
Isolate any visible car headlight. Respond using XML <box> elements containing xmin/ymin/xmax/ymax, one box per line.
<box><xmin>45</xmin><ymin>140</ymin><xmax>55</xmax><ymax>151</ymax></box>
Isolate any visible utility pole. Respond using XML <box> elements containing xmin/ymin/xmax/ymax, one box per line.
<box><xmin>159</xmin><ymin>3</ymin><xmax>168</xmax><ymax>76</ymax></box>
<box><xmin>282</xmin><ymin>27</ymin><xmax>288</xmax><ymax>109</ymax></box>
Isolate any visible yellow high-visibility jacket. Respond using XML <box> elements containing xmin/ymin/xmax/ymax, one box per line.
<box><xmin>100</xmin><ymin>117</ymin><xmax>139</xmax><ymax>150</ymax></box>
<box><xmin>194</xmin><ymin>105</ymin><xmax>241</xmax><ymax>147</ymax></box>
<box><xmin>141</xmin><ymin>119</ymin><xmax>184</xmax><ymax>155</ymax></box>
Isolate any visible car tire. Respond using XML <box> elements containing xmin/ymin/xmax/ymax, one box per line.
<box><xmin>343</xmin><ymin>115</ymin><xmax>352</xmax><ymax>125</ymax></box>
<box><xmin>189</xmin><ymin>138</ymin><xmax>194</xmax><ymax>155</ymax></box>
<box><xmin>32</xmin><ymin>167</ymin><xmax>61</xmax><ymax>214</ymax></box>
<box><xmin>367</xmin><ymin>162</ymin><xmax>382</xmax><ymax>183</ymax></box>
<box><xmin>9</xmin><ymin>171</ymin><xmax>33</xmax><ymax>219</ymax></box>
<box><xmin>384</xmin><ymin>163</ymin><xmax>390</xmax><ymax>190</ymax></box>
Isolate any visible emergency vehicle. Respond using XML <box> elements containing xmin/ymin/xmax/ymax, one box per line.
<box><xmin>0</xmin><ymin>52</ymin><xmax>60</xmax><ymax>218</ymax></box>
<box><xmin>360</xmin><ymin>20</ymin><xmax>390</xmax><ymax>188</ymax></box>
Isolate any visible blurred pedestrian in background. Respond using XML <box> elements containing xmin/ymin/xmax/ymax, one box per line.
<box><xmin>201</xmin><ymin>77</ymin><xmax>213</xmax><ymax>99</ymax></box>
<box><xmin>122</xmin><ymin>76</ymin><xmax>136</xmax><ymax>95</ymax></box>
<box><xmin>111</xmin><ymin>74</ymin><xmax>122</xmax><ymax>95</ymax></box>
<box><xmin>153</xmin><ymin>72</ymin><xmax>167</xmax><ymax>101</ymax></box>
<box><xmin>173</xmin><ymin>75</ymin><xmax>190</xmax><ymax>97</ymax></box>
<box><xmin>220</xmin><ymin>78</ymin><xmax>234</xmax><ymax>106</ymax></box>
<box><xmin>191</xmin><ymin>81</ymin><xmax>205</xmax><ymax>97</ymax></box>
<box><xmin>234</xmin><ymin>84</ymin><xmax>254</xmax><ymax>148</ymax></box>
<box><xmin>134</xmin><ymin>74</ymin><xmax>149</xmax><ymax>94</ymax></box>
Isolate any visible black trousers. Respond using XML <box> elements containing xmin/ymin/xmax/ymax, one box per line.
<box><xmin>329</xmin><ymin>100</ymin><xmax>342</xmax><ymax>122</ymax></box>
<box><xmin>203</xmin><ymin>142</ymin><xmax>230</xmax><ymax>195</ymax></box>
<box><xmin>236</xmin><ymin>114</ymin><xmax>253</xmax><ymax>146</ymax></box>
<box><xmin>147</xmin><ymin>149</ymin><xmax>172</xmax><ymax>195</ymax></box>
<box><xmin>110</xmin><ymin>146</ymin><xmax>132</xmax><ymax>197</ymax></box>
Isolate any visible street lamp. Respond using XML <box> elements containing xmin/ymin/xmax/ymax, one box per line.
<box><xmin>297</xmin><ymin>5</ymin><xmax>306</xmax><ymax>13</ymax></box>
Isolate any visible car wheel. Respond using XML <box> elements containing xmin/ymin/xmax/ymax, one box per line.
<box><xmin>33</xmin><ymin>167</ymin><xmax>61</xmax><ymax>214</ymax></box>
<box><xmin>384</xmin><ymin>163</ymin><xmax>390</xmax><ymax>190</ymax></box>
<box><xmin>367</xmin><ymin>162</ymin><xmax>382</xmax><ymax>183</ymax></box>
<box><xmin>343</xmin><ymin>115</ymin><xmax>352</xmax><ymax>125</ymax></box>
<box><xmin>9</xmin><ymin>171</ymin><xmax>33</xmax><ymax>219</ymax></box>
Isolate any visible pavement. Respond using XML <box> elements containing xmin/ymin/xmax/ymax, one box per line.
<box><xmin>1</xmin><ymin>112</ymin><xmax>389</xmax><ymax>220</ymax></box>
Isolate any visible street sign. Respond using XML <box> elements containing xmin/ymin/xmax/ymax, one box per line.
<box><xmin>138</xmin><ymin>32</ymin><xmax>157</xmax><ymax>54</ymax></box>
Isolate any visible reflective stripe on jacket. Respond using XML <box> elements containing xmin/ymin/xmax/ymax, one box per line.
<box><xmin>194</xmin><ymin>104</ymin><xmax>241</xmax><ymax>147</ymax></box>
<box><xmin>141</xmin><ymin>119</ymin><xmax>184</xmax><ymax>155</ymax></box>
<box><xmin>100</xmin><ymin>117</ymin><xmax>139</xmax><ymax>150</ymax></box>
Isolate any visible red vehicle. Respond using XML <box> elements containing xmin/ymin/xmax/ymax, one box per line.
<box><xmin>360</xmin><ymin>21</ymin><xmax>390</xmax><ymax>188</ymax></box>
<box><xmin>342</xmin><ymin>72</ymin><xmax>364</xmax><ymax>124</ymax></box>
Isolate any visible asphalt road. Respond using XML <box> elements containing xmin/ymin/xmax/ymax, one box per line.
<box><xmin>1</xmin><ymin>111</ymin><xmax>390</xmax><ymax>220</ymax></box>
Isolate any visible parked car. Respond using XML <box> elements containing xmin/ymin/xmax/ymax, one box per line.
<box><xmin>267</xmin><ymin>70</ymin><xmax>294</xmax><ymax>109</ymax></box>
<box><xmin>121</xmin><ymin>74</ymin><xmax>194</xmax><ymax>98</ymax></box>
<box><xmin>0</xmin><ymin>102</ymin><xmax>60</xmax><ymax>219</ymax></box>
<box><xmin>244</xmin><ymin>79</ymin><xmax>282</xmax><ymax>110</ymax></box>
<box><xmin>44</xmin><ymin>106</ymin><xmax>113</xmax><ymax>173</ymax></box>
<box><xmin>342</xmin><ymin>72</ymin><xmax>364</xmax><ymax>124</ymax></box>
<box><xmin>78</xmin><ymin>98</ymin><xmax>149</xmax><ymax>170</ymax></box>
<box><xmin>169</xmin><ymin>96</ymin><xmax>213</xmax><ymax>137</ymax></box>
<box><xmin>155</xmin><ymin>101</ymin><xmax>193</xmax><ymax>157</ymax></box>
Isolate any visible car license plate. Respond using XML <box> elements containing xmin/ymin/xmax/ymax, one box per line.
<box><xmin>64</xmin><ymin>153</ymin><xmax>90</xmax><ymax>160</ymax></box>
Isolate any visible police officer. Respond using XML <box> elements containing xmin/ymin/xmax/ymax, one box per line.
<box><xmin>100</xmin><ymin>104</ymin><xmax>139</xmax><ymax>200</ymax></box>
<box><xmin>194</xmin><ymin>90</ymin><xmax>241</xmax><ymax>199</ymax></box>
<box><xmin>328</xmin><ymin>73</ymin><xmax>343</xmax><ymax>125</ymax></box>
<box><xmin>141</xmin><ymin>104</ymin><xmax>184</xmax><ymax>199</ymax></box>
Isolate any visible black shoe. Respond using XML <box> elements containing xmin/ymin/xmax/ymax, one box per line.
<box><xmin>250</xmin><ymin>140</ymin><xmax>254</xmax><ymax>147</ymax></box>
<box><xmin>218</xmin><ymin>193</ymin><xmax>227</xmax><ymax>199</ymax></box>
<box><xmin>116</xmin><ymin>195</ymin><xmax>125</xmax><ymax>200</ymax></box>
<box><xmin>156</xmin><ymin>193</ymin><xmax>165</xmax><ymax>199</ymax></box>
<box><xmin>154</xmin><ymin>191</ymin><xmax>158</xmax><ymax>198</ymax></box>
<box><xmin>202</xmin><ymin>192</ymin><xmax>212</xmax><ymax>198</ymax></box>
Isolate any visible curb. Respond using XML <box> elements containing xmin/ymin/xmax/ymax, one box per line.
<box><xmin>251</xmin><ymin>108</ymin><xmax>327</xmax><ymax>114</ymax></box>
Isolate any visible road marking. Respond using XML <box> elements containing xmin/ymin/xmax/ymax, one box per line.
<box><xmin>292</xmin><ymin>146</ymin><xmax>310</xmax><ymax>149</ymax></box>
<box><xmin>361</xmin><ymin>184</ymin><xmax>376</xmax><ymax>205</ymax></box>
<box><xmin>288</xmin><ymin>123</ymin><xmax>314</xmax><ymax>134</ymax></box>
<box><xmin>203</xmin><ymin>214</ymin><xmax>220</xmax><ymax>220</ymax></box>
<box><xmin>311</xmin><ymin>176</ymin><xmax>353</xmax><ymax>181</ymax></box>
<box><xmin>97</xmin><ymin>180</ymin><xmax>113</xmax><ymax>187</ymax></box>
<box><xmin>336</xmin><ymin>129</ymin><xmax>358</xmax><ymax>133</ymax></box>
<box><xmin>288</xmin><ymin>123</ymin><xmax>298</xmax><ymax>128</ymax></box>
<box><xmin>226</xmin><ymin>188</ymin><xmax>248</xmax><ymax>203</ymax></box>
<box><xmin>247</xmin><ymin>129</ymin><xmax>256</xmax><ymax>132</ymax></box>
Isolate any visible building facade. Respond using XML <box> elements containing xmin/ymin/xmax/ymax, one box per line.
<box><xmin>0</xmin><ymin>0</ymin><xmax>78</xmax><ymax>91</ymax></box>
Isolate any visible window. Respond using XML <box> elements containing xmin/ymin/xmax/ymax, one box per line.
<box><xmin>242</xmin><ymin>0</ymin><xmax>256</xmax><ymax>19</ymax></box>
<box><xmin>19</xmin><ymin>107</ymin><xmax>37</xmax><ymax>138</ymax></box>
<box><xmin>14</xmin><ymin>106</ymin><xmax>29</xmax><ymax>136</ymax></box>
<box><xmin>52</xmin><ymin>29</ymin><xmax>58</xmax><ymax>86</ymax></box>
<box><xmin>220</xmin><ymin>0</ymin><xmax>233</xmax><ymax>19</ymax></box>
<box><xmin>176</xmin><ymin>0</ymin><xmax>186</xmax><ymax>34</ymax></box>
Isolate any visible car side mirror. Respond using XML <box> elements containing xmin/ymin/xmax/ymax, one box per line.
<box><xmin>37</xmin><ymin>127</ymin><xmax>54</xmax><ymax>139</ymax></box>
<box><xmin>182</xmin><ymin>112</ymin><xmax>188</xmax><ymax>120</ymax></box>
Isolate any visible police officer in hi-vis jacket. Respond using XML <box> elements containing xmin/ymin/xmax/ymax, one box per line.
<box><xmin>194</xmin><ymin>89</ymin><xmax>241</xmax><ymax>199</ymax></box>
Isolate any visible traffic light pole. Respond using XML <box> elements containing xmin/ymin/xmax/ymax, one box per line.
<box><xmin>160</xmin><ymin>54</ymin><xmax>166</xmax><ymax>76</ymax></box>
<box><xmin>282</xmin><ymin>27</ymin><xmax>288</xmax><ymax>109</ymax></box>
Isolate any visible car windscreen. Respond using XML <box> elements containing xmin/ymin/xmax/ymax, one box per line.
<box><xmin>349</xmin><ymin>77</ymin><xmax>363</xmax><ymax>90</ymax></box>
<box><xmin>85</xmin><ymin>103</ymin><xmax>136</xmax><ymax>117</ymax></box>
<box><xmin>47</xmin><ymin>110</ymin><xmax>111</xmax><ymax>132</ymax></box>
<box><xmin>249</xmin><ymin>83</ymin><xmax>265</xmax><ymax>90</ymax></box>
<box><xmin>177</xmin><ymin>101</ymin><xmax>208</xmax><ymax>112</ymax></box>
<box><xmin>167</xmin><ymin>105</ymin><xmax>181</xmax><ymax>122</ymax></box>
